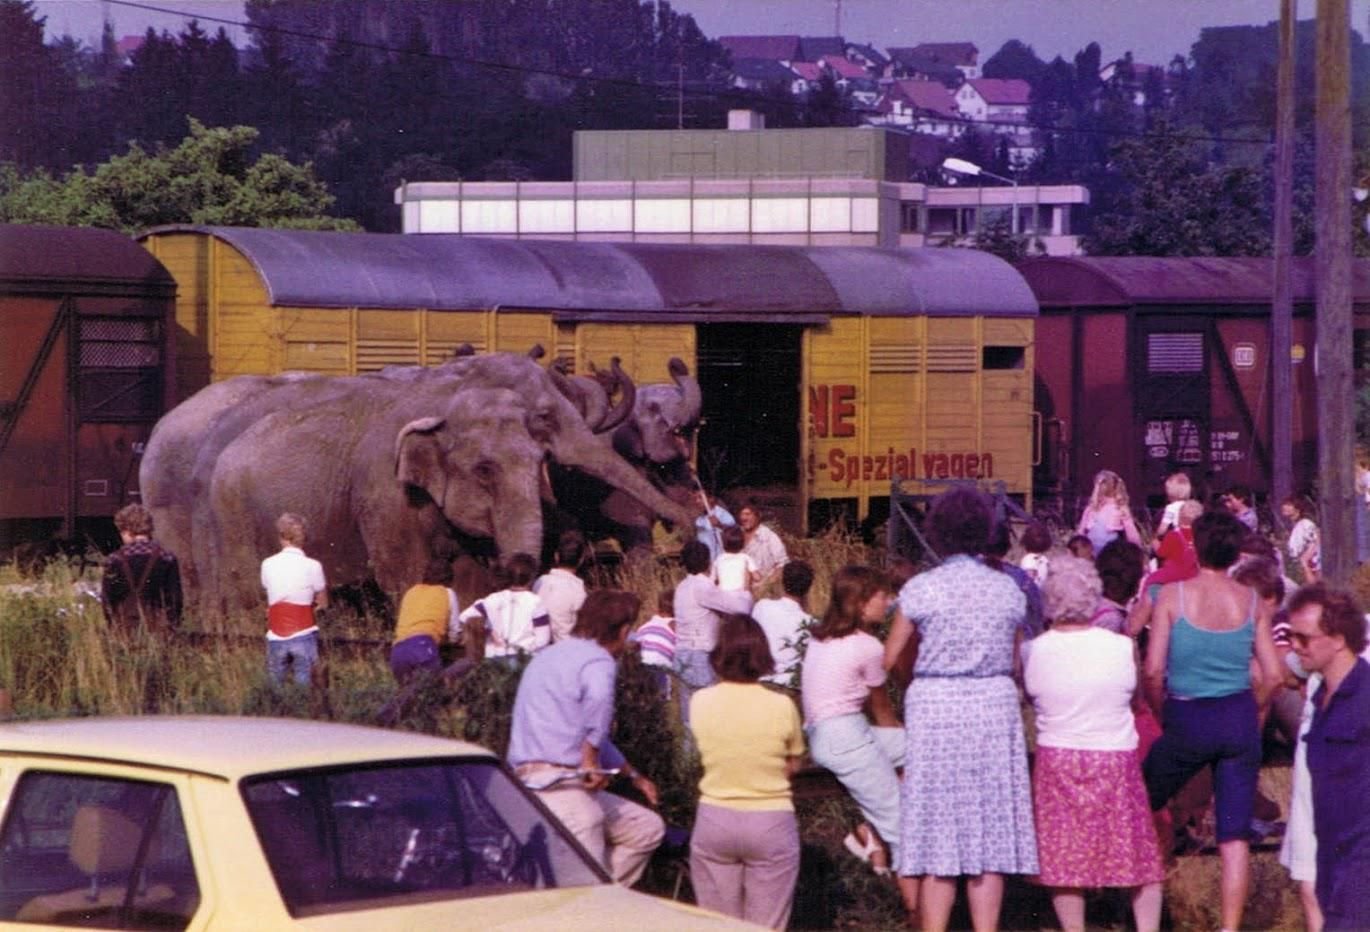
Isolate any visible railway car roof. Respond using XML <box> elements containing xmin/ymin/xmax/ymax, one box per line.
<box><xmin>0</xmin><ymin>224</ymin><xmax>175</xmax><ymax>296</ymax></box>
<box><xmin>1018</xmin><ymin>255</ymin><xmax>1370</xmax><ymax>308</ymax></box>
<box><xmin>141</xmin><ymin>226</ymin><xmax>1037</xmax><ymax>320</ymax></box>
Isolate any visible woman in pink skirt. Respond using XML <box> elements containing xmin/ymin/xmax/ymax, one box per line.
<box><xmin>1024</xmin><ymin>553</ymin><xmax>1165</xmax><ymax>932</ymax></box>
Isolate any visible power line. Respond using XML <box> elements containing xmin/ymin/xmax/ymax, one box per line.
<box><xmin>104</xmin><ymin>0</ymin><xmax>1289</xmax><ymax>152</ymax></box>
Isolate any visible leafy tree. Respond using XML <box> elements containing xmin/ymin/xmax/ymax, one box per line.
<box><xmin>971</xmin><ymin>215</ymin><xmax>1044</xmax><ymax>262</ymax></box>
<box><xmin>1083</xmin><ymin>123</ymin><xmax>1269</xmax><ymax>256</ymax></box>
<box><xmin>982</xmin><ymin>40</ymin><xmax>1045</xmax><ymax>84</ymax></box>
<box><xmin>0</xmin><ymin>119</ymin><xmax>357</xmax><ymax>233</ymax></box>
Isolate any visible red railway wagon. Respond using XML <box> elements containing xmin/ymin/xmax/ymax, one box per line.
<box><xmin>0</xmin><ymin>225</ymin><xmax>176</xmax><ymax>550</ymax></box>
<box><xmin>1019</xmin><ymin>256</ymin><xmax>1370</xmax><ymax>519</ymax></box>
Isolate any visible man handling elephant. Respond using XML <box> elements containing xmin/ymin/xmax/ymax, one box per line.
<box><xmin>260</xmin><ymin>513</ymin><xmax>328</xmax><ymax>687</ymax></box>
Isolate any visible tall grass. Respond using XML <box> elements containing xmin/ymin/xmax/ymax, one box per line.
<box><xmin>0</xmin><ymin>535</ymin><xmax>1308</xmax><ymax>930</ymax></box>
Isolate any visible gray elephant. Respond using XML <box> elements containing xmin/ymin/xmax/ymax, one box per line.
<box><xmin>546</xmin><ymin>357</ymin><xmax>704</xmax><ymax>551</ymax></box>
<box><xmin>186</xmin><ymin>353</ymin><xmax>700</xmax><ymax>613</ymax></box>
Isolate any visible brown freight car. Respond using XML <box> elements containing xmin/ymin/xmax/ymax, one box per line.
<box><xmin>1019</xmin><ymin>256</ymin><xmax>1370</xmax><ymax>521</ymax></box>
<box><xmin>0</xmin><ymin>225</ymin><xmax>176</xmax><ymax>551</ymax></box>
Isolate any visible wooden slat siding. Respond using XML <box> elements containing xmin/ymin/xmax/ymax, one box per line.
<box><xmin>493</xmin><ymin>311</ymin><xmax>555</xmax><ymax>356</ymax></box>
<box><xmin>554</xmin><ymin>323</ymin><xmax>577</xmax><ymax>371</ymax></box>
<box><xmin>208</xmin><ymin>243</ymin><xmax>275</xmax><ymax>379</ymax></box>
<box><xmin>804</xmin><ymin>317</ymin><xmax>866</xmax><ymax>512</ymax></box>
<box><xmin>867</xmin><ymin>317</ymin><xmax>924</xmax><ymax>493</ymax></box>
<box><xmin>356</xmin><ymin>308</ymin><xmax>421</xmax><ymax>372</ymax></box>
<box><xmin>277</xmin><ymin>307</ymin><xmax>351</xmax><ymax>376</ymax></box>
<box><xmin>574</xmin><ymin>323</ymin><xmax>696</xmax><ymax>384</ymax></box>
<box><xmin>425</xmin><ymin>309</ymin><xmax>489</xmax><ymax>365</ymax></box>
<box><xmin>143</xmin><ymin>234</ymin><xmax>213</xmax><ymax>399</ymax></box>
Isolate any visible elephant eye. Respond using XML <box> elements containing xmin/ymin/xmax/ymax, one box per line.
<box><xmin>472</xmin><ymin>460</ymin><xmax>498</xmax><ymax>484</ymax></box>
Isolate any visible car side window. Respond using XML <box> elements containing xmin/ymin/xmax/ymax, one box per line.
<box><xmin>0</xmin><ymin>771</ymin><xmax>200</xmax><ymax>929</ymax></box>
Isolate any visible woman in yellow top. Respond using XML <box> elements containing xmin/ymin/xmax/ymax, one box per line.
<box><xmin>390</xmin><ymin>557</ymin><xmax>461</xmax><ymax>683</ymax></box>
<box><xmin>688</xmin><ymin>613</ymin><xmax>806</xmax><ymax>930</ymax></box>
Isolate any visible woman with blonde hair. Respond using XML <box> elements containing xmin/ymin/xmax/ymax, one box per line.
<box><xmin>1024</xmin><ymin>553</ymin><xmax>1165</xmax><ymax>932</ymax></box>
<box><xmin>1077</xmin><ymin>469</ymin><xmax>1142</xmax><ymax>556</ymax></box>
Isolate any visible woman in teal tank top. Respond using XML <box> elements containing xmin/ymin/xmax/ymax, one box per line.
<box><xmin>1141</xmin><ymin>511</ymin><xmax>1283</xmax><ymax>932</ymax></box>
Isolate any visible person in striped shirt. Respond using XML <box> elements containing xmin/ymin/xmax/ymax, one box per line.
<box><xmin>631</xmin><ymin>588</ymin><xmax>676</xmax><ymax>696</ymax></box>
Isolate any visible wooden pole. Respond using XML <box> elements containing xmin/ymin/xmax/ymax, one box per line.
<box><xmin>1271</xmin><ymin>0</ymin><xmax>1295</xmax><ymax>513</ymax></box>
<box><xmin>1315</xmin><ymin>0</ymin><xmax>1356</xmax><ymax>584</ymax></box>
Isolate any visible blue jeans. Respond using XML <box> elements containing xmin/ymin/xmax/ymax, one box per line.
<box><xmin>267</xmin><ymin>632</ymin><xmax>319</xmax><ymax>687</ymax></box>
<box><xmin>676</xmin><ymin>648</ymin><xmax>717</xmax><ymax>731</ymax></box>
<box><xmin>808</xmin><ymin>713</ymin><xmax>905</xmax><ymax>861</ymax></box>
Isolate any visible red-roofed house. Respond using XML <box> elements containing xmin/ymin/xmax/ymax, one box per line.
<box><xmin>719</xmin><ymin>35</ymin><xmax>803</xmax><ymax>64</ymax></box>
<box><xmin>955</xmin><ymin>78</ymin><xmax>1036</xmax><ymax>162</ymax></box>
<box><xmin>821</xmin><ymin>55</ymin><xmax>869</xmax><ymax>81</ymax></box>
<box><xmin>911</xmin><ymin>42</ymin><xmax>979</xmax><ymax>79</ymax></box>
<box><xmin>115</xmin><ymin>34</ymin><xmax>145</xmax><ymax>60</ymax></box>
<box><xmin>789</xmin><ymin>60</ymin><xmax>825</xmax><ymax>94</ymax></box>
<box><xmin>955</xmin><ymin>78</ymin><xmax>1031</xmax><ymax>121</ymax></box>
<box><xmin>873</xmin><ymin>79</ymin><xmax>961</xmax><ymax>137</ymax></box>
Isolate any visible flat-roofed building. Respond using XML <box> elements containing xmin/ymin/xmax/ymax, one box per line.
<box><xmin>395</xmin><ymin>118</ymin><xmax>1089</xmax><ymax>254</ymax></box>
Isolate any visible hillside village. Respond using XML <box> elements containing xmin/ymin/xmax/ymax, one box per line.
<box><xmin>719</xmin><ymin>34</ymin><xmax>1172</xmax><ymax>169</ymax></box>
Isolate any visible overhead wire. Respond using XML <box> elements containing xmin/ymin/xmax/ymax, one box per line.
<box><xmin>105</xmin><ymin>0</ymin><xmax>1289</xmax><ymax>151</ymax></box>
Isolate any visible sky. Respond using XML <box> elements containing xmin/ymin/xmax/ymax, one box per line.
<box><xmin>30</xmin><ymin>0</ymin><xmax>1370</xmax><ymax>68</ymax></box>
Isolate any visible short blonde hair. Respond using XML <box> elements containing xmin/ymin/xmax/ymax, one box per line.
<box><xmin>1178</xmin><ymin>499</ymin><xmax>1204</xmax><ymax>526</ymax></box>
<box><xmin>1042</xmin><ymin>553</ymin><xmax>1102</xmax><ymax>624</ymax></box>
<box><xmin>114</xmin><ymin>503</ymin><xmax>153</xmax><ymax>537</ymax></box>
<box><xmin>276</xmin><ymin>512</ymin><xmax>307</xmax><ymax>547</ymax></box>
<box><xmin>1164</xmin><ymin>472</ymin><xmax>1192</xmax><ymax>502</ymax></box>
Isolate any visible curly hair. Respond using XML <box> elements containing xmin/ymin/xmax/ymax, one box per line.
<box><xmin>926</xmin><ymin>487</ymin><xmax>992</xmax><ymax>557</ymax></box>
<box><xmin>1041</xmin><ymin>554</ymin><xmax>1102</xmax><ymax>624</ymax></box>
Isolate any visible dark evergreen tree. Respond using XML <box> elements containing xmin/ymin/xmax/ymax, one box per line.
<box><xmin>982</xmin><ymin>40</ymin><xmax>1045</xmax><ymax>84</ymax></box>
<box><xmin>0</xmin><ymin>0</ymin><xmax>73</xmax><ymax>169</ymax></box>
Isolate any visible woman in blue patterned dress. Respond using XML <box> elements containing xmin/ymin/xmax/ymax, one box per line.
<box><xmin>884</xmin><ymin>487</ymin><xmax>1038</xmax><ymax>931</ymax></box>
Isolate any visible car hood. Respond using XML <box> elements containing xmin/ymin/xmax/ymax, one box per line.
<box><xmin>288</xmin><ymin>884</ymin><xmax>761</xmax><ymax>929</ymax></box>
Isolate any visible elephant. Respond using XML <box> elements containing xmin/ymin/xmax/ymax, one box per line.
<box><xmin>545</xmin><ymin>357</ymin><xmax>705</xmax><ymax>552</ymax></box>
<box><xmin>174</xmin><ymin>353</ymin><xmax>700</xmax><ymax>613</ymax></box>
<box><xmin>550</xmin><ymin>357</ymin><xmax>635</xmax><ymax>434</ymax></box>
<box><xmin>140</xmin><ymin>371</ymin><xmax>332</xmax><ymax>594</ymax></box>
<box><xmin>612</xmin><ymin>357</ymin><xmax>703</xmax><ymax>466</ymax></box>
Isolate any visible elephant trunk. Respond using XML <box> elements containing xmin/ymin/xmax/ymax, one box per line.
<box><xmin>492</xmin><ymin>477</ymin><xmax>545</xmax><ymax>558</ymax></box>
<box><xmin>548</xmin><ymin>360</ymin><xmax>594</xmax><ymax>424</ymax></box>
<box><xmin>552</xmin><ymin>429</ymin><xmax>699</xmax><ymax>531</ymax></box>
<box><xmin>594</xmin><ymin>357</ymin><xmax>636</xmax><ymax>435</ymax></box>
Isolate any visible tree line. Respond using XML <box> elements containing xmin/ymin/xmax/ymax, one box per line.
<box><xmin>4</xmin><ymin>0</ymin><xmax>1370</xmax><ymax>255</ymax></box>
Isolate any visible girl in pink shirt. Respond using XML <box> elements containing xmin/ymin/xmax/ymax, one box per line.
<box><xmin>800</xmin><ymin>565</ymin><xmax>904</xmax><ymax>879</ymax></box>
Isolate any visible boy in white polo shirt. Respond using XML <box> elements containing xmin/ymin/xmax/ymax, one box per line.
<box><xmin>260</xmin><ymin>512</ymin><xmax>328</xmax><ymax>686</ymax></box>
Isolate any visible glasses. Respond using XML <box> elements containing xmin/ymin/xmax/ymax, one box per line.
<box><xmin>1290</xmin><ymin>631</ymin><xmax>1329</xmax><ymax>649</ymax></box>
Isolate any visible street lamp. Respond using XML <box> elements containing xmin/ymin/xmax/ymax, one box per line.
<box><xmin>941</xmin><ymin>157</ymin><xmax>1020</xmax><ymax>236</ymax></box>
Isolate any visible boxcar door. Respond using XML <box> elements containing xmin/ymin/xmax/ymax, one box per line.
<box><xmin>1135</xmin><ymin>319</ymin><xmax>1211</xmax><ymax>502</ymax></box>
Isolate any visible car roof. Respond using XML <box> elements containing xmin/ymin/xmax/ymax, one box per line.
<box><xmin>0</xmin><ymin>716</ymin><xmax>493</xmax><ymax>780</ymax></box>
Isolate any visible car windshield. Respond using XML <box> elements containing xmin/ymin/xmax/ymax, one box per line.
<box><xmin>241</xmin><ymin>757</ymin><xmax>604</xmax><ymax>917</ymax></box>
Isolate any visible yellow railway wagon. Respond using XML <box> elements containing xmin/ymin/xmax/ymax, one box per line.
<box><xmin>140</xmin><ymin>227</ymin><xmax>1037</xmax><ymax>531</ymax></box>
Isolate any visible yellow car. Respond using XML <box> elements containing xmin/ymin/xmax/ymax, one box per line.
<box><xmin>0</xmin><ymin>717</ymin><xmax>754</xmax><ymax>929</ymax></box>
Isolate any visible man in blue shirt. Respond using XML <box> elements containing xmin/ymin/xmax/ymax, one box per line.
<box><xmin>1289</xmin><ymin>583</ymin><xmax>1370</xmax><ymax>931</ymax></box>
<box><xmin>508</xmin><ymin>589</ymin><xmax>664</xmax><ymax>886</ymax></box>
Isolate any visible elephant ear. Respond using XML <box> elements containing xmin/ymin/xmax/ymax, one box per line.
<box><xmin>395</xmin><ymin>416</ymin><xmax>448</xmax><ymax>503</ymax></box>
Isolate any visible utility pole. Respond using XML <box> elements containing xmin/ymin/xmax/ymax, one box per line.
<box><xmin>1271</xmin><ymin>0</ymin><xmax>1295</xmax><ymax>513</ymax></box>
<box><xmin>834</xmin><ymin>0</ymin><xmax>842</xmax><ymax>36</ymax></box>
<box><xmin>1315</xmin><ymin>0</ymin><xmax>1356</xmax><ymax>584</ymax></box>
